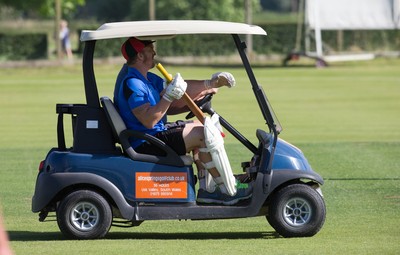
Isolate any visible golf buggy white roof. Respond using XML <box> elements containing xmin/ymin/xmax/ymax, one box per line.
<box><xmin>80</xmin><ymin>20</ymin><xmax>266</xmax><ymax>41</ymax></box>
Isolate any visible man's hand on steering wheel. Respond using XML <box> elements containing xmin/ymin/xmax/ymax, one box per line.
<box><xmin>192</xmin><ymin>88</ymin><xmax>218</xmax><ymax>101</ymax></box>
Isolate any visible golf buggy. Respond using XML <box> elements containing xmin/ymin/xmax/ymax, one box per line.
<box><xmin>32</xmin><ymin>20</ymin><xmax>326</xmax><ymax>239</ymax></box>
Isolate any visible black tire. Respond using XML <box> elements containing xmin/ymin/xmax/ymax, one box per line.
<box><xmin>266</xmin><ymin>184</ymin><xmax>326</xmax><ymax>238</ymax></box>
<box><xmin>57</xmin><ymin>190</ymin><xmax>112</xmax><ymax>239</ymax></box>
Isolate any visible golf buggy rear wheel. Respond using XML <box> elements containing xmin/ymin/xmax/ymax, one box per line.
<box><xmin>57</xmin><ymin>190</ymin><xmax>112</xmax><ymax>239</ymax></box>
<box><xmin>266</xmin><ymin>183</ymin><xmax>326</xmax><ymax>238</ymax></box>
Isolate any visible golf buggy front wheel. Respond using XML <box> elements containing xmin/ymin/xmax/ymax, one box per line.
<box><xmin>266</xmin><ymin>184</ymin><xmax>326</xmax><ymax>238</ymax></box>
<box><xmin>57</xmin><ymin>190</ymin><xmax>112</xmax><ymax>239</ymax></box>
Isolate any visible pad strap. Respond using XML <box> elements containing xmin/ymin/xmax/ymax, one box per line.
<box><xmin>198</xmin><ymin>147</ymin><xmax>210</xmax><ymax>153</ymax></box>
<box><xmin>198</xmin><ymin>147</ymin><xmax>215</xmax><ymax>169</ymax></box>
<box><xmin>202</xmin><ymin>161</ymin><xmax>215</xmax><ymax>170</ymax></box>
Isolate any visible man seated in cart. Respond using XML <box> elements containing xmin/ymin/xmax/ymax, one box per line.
<box><xmin>114</xmin><ymin>37</ymin><xmax>253</xmax><ymax>205</ymax></box>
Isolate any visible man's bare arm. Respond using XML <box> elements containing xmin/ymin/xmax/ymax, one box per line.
<box><xmin>132</xmin><ymin>98</ymin><xmax>171</xmax><ymax>129</ymax></box>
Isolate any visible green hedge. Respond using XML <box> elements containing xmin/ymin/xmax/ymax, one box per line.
<box><xmin>0</xmin><ymin>34</ymin><xmax>47</xmax><ymax>60</ymax></box>
<box><xmin>77</xmin><ymin>33</ymin><xmax>237</xmax><ymax>57</ymax></box>
<box><xmin>88</xmin><ymin>23</ymin><xmax>400</xmax><ymax>57</ymax></box>
<box><xmin>318</xmin><ymin>29</ymin><xmax>400</xmax><ymax>52</ymax></box>
<box><xmin>1</xmin><ymin>23</ymin><xmax>400</xmax><ymax>60</ymax></box>
<box><xmin>256</xmin><ymin>24</ymin><xmax>297</xmax><ymax>54</ymax></box>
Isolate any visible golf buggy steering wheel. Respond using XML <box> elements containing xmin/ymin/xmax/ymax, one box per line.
<box><xmin>185</xmin><ymin>93</ymin><xmax>213</xmax><ymax>120</ymax></box>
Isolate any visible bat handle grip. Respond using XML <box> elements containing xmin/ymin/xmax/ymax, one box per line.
<box><xmin>156</xmin><ymin>63</ymin><xmax>206</xmax><ymax>124</ymax></box>
<box><xmin>156</xmin><ymin>63</ymin><xmax>172</xmax><ymax>83</ymax></box>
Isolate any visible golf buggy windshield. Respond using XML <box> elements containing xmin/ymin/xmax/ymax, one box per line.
<box><xmin>231</xmin><ymin>34</ymin><xmax>282</xmax><ymax>135</ymax></box>
<box><xmin>266</xmin><ymin>95</ymin><xmax>282</xmax><ymax>134</ymax></box>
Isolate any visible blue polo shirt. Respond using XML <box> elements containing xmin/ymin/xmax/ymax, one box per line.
<box><xmin>114</xmin><ymin>65</ymin><xmax>167</xmax><ymax>148</ymax></box>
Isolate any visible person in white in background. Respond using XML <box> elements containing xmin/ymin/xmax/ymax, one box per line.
<box><xmin>59</xmin><ymin>20</ymin><xmax>73</xmax><ymax>60</ymax></box>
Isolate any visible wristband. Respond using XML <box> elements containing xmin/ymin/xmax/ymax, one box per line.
<box><xmin>162</xmin><ymin>94</ymin><xmax>173</xmax><ymax>102</ymax></box>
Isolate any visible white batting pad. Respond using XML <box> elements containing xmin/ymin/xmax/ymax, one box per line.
<box><xmin>203</xmin><ymin>114</ymin><xmax>237</xmax><ymax>196</ymax></box>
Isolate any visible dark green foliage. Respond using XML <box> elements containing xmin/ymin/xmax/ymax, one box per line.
<box><xmin>0</xmin><ymin>33</ymin><xmax>47</xmax><ymax>60</ymax></box>
<box><xmin>320</xmin><ymin>29</ymin><xmax>400</xmax><ymax>52</ymax></box>
<box><xmin>1</xmin><ymin>22</ymin><xmax>399</xmax><ymax>60</ymax></box>
<box><xmin>157</xmin><ymin>34</ymin><xmax>236</xmax><ymax>56</ymax></box>
<box><xmin>255</xmin><ymin>24</ymin><xmax>297</xmax><ymax>54</ymax></box>
<box><xmin>93</xmin><ymin>38</ymin><xmax>125</xmax><ymax>58</ymax></box>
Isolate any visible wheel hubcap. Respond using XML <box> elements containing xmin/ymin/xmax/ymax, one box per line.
<box><xmin>70</xmin><ymin>202</ymin><xmax>99</xmax><ymax>231</ymax></box>
<box><xmin>284</xmin><ymin>197</ymin><xmax>312</xmax><ymax>227</ymax></box>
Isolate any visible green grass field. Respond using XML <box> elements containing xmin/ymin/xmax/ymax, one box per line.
<box><xmin>0</xmin><ymin>58</ymin><xmax>399</xmax><ymax>254</ymax></box>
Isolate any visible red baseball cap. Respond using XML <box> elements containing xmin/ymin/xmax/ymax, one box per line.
<box><xmin>121</xmin><ymin>37</ymin><xmax>155</xmax><ymax>60</ymax></box>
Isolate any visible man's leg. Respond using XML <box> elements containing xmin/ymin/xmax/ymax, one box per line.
<box><xmin>182</xmin><ymin>120</ymin><xmax>222</xmax><ymax>180</ymax></box>
<box><xmin>193</xmin><ymin>149</ymin><xmax>217</xmax><ymax>192</ymax></box>
<box><xmin>182</xmin><ymin>121</ymin><xmax>253</xmax><ymax>202</ymax></box>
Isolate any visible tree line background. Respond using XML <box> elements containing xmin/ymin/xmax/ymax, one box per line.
<box><xmin>0</xmin><ymin>0</ymin><xmax>296</xmax><ymax>21</ymax></box>
<box><xmin>0</xmin><ymin>0</ymin><xmax>398</xmax><ymax>61</ymax></box>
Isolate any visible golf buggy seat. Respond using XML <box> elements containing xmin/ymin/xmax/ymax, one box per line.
<box><xmin>100</xmin><ymin>96</ymin><xmax>193</xmax><ymax>167</ymax></box>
